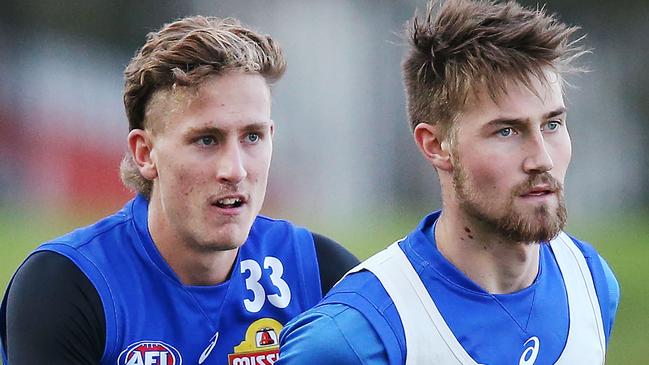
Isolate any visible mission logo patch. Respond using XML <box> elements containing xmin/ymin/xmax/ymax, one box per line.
<box><xmin>228</xmin><ymin>318</ymin><xmax>283</xmax><ymax>365</ymax></box>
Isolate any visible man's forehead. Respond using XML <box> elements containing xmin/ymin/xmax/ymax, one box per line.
<box><xmin>144</xmin><ymin>76</ymin><xmax>272</xmax><ymax>135</ymax></box>
<box><xmin>464</xmin><ymin>72</ymin><xmax>564</xmax><ymax>111</ymax></box>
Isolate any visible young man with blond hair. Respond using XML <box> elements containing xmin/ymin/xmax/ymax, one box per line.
<box><xmin>278</xmin><ymin>1</ymin><xmax>619</xmax><ymax>364</ymax></box>
<box><xmin>1</xmin><ymin>16</ymin><xmax>357</xmax><ymax>365</ymax></box>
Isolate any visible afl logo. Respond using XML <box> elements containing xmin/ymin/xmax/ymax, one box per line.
<box><xmin>117</xmin><ymin>341</ymin><xmax>182</xmax><ymax>365</ymax></box>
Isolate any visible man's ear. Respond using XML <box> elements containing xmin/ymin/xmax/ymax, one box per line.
<box><xmin>413</xmin><ymin>123</ymin><xmax>453</xmax><ymax>172</ymax></box>
<box><xmin>127</xmin><ymin>129</ymin><xmax>158</xmax><ymax>180</ymax></box>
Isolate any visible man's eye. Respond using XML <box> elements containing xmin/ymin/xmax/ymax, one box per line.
<box><xmin>545</xmin><ymin>121</ymin><xmax>561</xmax><ymax>131</ymax></box>
<box><xmin>246</xmin><ymin>133</ymin><xmax>260</xmax><ymax>143</ymax></box>
<box><xmin>197</xmin><ymin>136</ymin><xmax>216</xmax><ymax>146</ymax></box>
<box><xmin>497</xmin><ymin>128</ymin><xmax>514</xmax><ymax>137</ymax></box>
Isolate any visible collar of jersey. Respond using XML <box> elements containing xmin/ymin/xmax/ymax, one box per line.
<box><xmin>402</xmin><ymin>211</ymin><xmax>544</xmax><ymax>297</ymax></box>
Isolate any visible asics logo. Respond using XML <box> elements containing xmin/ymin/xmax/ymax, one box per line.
<box><xmin>198</xmin><ymin>332</ymin><xmax>219</xmax><ymax>364</ymax></box>
<box><xmin>519</xmin><ymin>336</ymin><xmax>540</xmax><ymax>365</ymax></box>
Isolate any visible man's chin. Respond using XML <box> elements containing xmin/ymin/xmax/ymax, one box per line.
<box><xmin>203</xmin><ymin>216</ymin><xmax>255</xmax><ymax>246</ymax></box>
<box><xmin>194</xmin><ymin>228</ymin><xmax>251</xmax><ymax>252</ymax></box>
<box><xmin>501</xmin><ymin>207</ymin><xmax>565</xmax><ymax>243</ymax></box>
<box><xmin>194</xmin><ymin>239</ymin><xmax>243</xmax><ymax>253</ymax></box>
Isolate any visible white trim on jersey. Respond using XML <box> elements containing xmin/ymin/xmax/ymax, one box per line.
<box><xmin>349</xmin><ymin>232</ymin><xmax>605</xmax><ymax>364</ymax></box>
<box><xmin>551</xmin><ymin>232</ymin><xmax>606</xmax><ymax>364</ymax></box>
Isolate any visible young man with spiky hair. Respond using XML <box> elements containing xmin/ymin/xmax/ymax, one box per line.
<box><xmin>0</xmin><ymin>16</ymin><xmax>358</xmax><ymax>365</ymax></box>
<box><xmin>278</xmin><ymin>1</ymin><xmax>619</xmax><ymax>364</ymax></box>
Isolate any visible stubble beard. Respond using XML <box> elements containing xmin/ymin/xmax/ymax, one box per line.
<box><xmin>452</xmin><ymin>162</ymin><xmax>567</xmax><ymax>244</ymax></box>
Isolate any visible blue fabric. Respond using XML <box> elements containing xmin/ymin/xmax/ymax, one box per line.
<box><xmin>569</xmin><ymin>234</ymin><xmax>620</xmax><ymax>341</ymax></box>
<box><xmin>278</xmin><ymin>304</ymin><xmax>381</xmax><ymax>364</ymax></box>
<box><xmin>278</xmin><ymin>211</ymin><xmax>620</xmax><ymax>365</ymax></box>
<box><xmin>1</xmin><ymin>195</ymin><xmax>322</xmax><ymax>365</ymax></box>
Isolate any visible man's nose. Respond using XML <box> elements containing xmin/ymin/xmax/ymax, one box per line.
<box><xmin>523</xmin><ymin>131</ymin><xmax>554</xmax><ymax>174</ymax></box>
<box><xmin>216</xmin><ymin>141</ymin><xmax>247</xmax><ymax>183</ymax></box>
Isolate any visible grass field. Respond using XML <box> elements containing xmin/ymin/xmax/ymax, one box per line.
<box><xmin>0</xmin><ymin>207</ymin><xmax>647</xmax><ymax>364</ymax></box>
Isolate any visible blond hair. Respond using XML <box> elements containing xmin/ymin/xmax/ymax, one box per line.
<box><xmin>120</xmin><ymin>16</ymin><xmax>286</xmax><ymax>198</ymax></box>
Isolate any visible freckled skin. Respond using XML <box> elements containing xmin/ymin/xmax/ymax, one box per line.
<box><xmin>146</xmin><ymin>72</ymin><xmax>273</xmax><ymax>255</ymax></box>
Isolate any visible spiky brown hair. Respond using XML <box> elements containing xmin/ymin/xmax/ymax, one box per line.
<box><xmin>403</xmin><ymin>0</ymin><xmax>587</xmax><ymax>139</ymax></box>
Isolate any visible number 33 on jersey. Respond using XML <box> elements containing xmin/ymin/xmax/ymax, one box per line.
<box><xmin>241</xmin><ymin>256</ymin><xmax>292</xmax><ymax>313</ymax></box>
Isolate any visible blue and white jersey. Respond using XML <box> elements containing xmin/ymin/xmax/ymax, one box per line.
<box><xmin>278</xmin><ymin>211</ymin><xmax>620</xmax><ymax>365</ymax></box>
<box><xmin>4</xmin><ymin>195</ymin><xmax>322</xmax><ymax>365</ymax></box>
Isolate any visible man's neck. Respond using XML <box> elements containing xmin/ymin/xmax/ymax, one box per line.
<box><xmin>147</xmin><ymin>199</ymin><xmax>238</xmax><ymax>286</ymax></box>
<box><xmin>157</xmin><ymin>239</ymin><xmax>239</xmax><ymax>286</ymax></box>
<box><xmin>434</xmin><ymin>210</ymin><xmax>540</xmax><ymax>294</ymax></box>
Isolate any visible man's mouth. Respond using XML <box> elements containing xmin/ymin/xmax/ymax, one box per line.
<box><xmin>514</xmin><ymin>174</ymin><xmax>563</xmax><ymax>201</ymax></box>
<box><xmin>521</xmin><ymin>186</ymin><xmax>554</xmax><ymax>198</ymax></box>
<box><xmin>524</xmin><ymin>190</ymin><xmax>551</xmax><ymax>197</ymax></box>
<box><xmin>213</xmin><ymin>196</ymin><xmax>245</xmax><ymax>209</ymax></box>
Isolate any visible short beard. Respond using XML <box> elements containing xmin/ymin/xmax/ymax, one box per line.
<box><xmin>453</xmin><ymin>162</ymin><xmax>567</xmax><ymax>244</ymax></box>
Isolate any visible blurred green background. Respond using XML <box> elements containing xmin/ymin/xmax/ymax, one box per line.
<box><xmin>1</xmin><ymin>0</ymin><xmax>648</xmax><ymax>364</ymax></box>
<box><xmin>1</xmin><ymin>207</ymin><xmax>647</xmax><ymax>363</ymax></box>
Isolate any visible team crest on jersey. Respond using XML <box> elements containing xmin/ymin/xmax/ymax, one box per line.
<box><xmin>118</xmin><ymin>340</ymin><xmax>182</xmax><ymax>365</ymax></box>
<box><xmin>228</xmin><ymin>318</ymin><xmax>282</xmax><ymax>365</ymax></box>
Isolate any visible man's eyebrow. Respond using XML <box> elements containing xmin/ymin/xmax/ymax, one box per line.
<box><xmin>485</xmin><ymin>107</ymin><xmax>568</xmax><ymax>128</ymax></box>
<box><xmin>485</xmin><ymin>117</ymin><xmax>528</xmax><ymax>128</ymax></box>
<box><xmin>544</xmin><ymin>107</ymin><xmax>567</xmax><ymax>119</ymax></box>
<box><xmin>185</xmin><ymin>122</ymin><xmax>271</xmax><ymax>135</ymax></box>
<box><xmin>186</xmin><ymin>126</ymin><xmax>226</xmax><ymax>135</ymax></box>
<box><xmin>241</xmin><ymin>122</ymin><xmax>272</xmax><ymax>132</ymax></box>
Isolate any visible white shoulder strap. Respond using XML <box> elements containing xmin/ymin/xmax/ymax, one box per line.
<box><xmin>355</xmin><ymin>241</ymin><xmax>476</xmax><ymax>364</ymax></box>
<box><xmin>353</xmin><ymin>233</ymin><xmax>606</xmax><ymax>365</ymax></box>
<box><xmin>551</xmin><ymin>232</ymin><xmax>606</xmax><ymax>364</ymax></box>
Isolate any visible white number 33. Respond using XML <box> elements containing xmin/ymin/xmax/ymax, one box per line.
<box><xmin>241</xmin><ymin>257</ymin><xmax>291</xmax><ymax>313</ymax></box>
